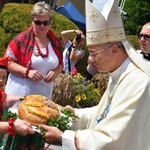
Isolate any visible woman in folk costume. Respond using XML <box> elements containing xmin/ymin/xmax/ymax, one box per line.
<box><xmin>0</xmin><ymin>1</ymin><xmax>62</xmax><ymax>150</ymax></box>
<box><xmin>39</xmin><ymin>0</ymin><xmax>150</xmax><ymax>150</ymax></box>
<box><xmin>4</xmin><ymin>1</ymin><xmax>63</xmax><ymax>99</ymax></box>
<box><xmin>0</xmin><ymin>57</ymin><xmax>35</xmax><ymax>136</ymax></box>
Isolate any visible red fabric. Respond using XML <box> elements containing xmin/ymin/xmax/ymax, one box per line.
<box><xmin>5</xmin><ymin>26</ymin><xmax>63</xmax><ymax>68</ymax></box>
<box><xmin>0</xmin><ymin>89</ymin><xmax>7</xmax><ymax>120</ymax></box>
<box><xmin>0</xmin><ymin>57</ymin><xmax>8</xmax><ymax>69</ymax></box>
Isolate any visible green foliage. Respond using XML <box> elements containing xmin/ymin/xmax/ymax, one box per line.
<box><xmin>2</xmin><ymin>110</ymin><xmax>19</xmax><ymax>121</ymax></box>
<box><xmin>123</xmin><ymin>0</ymin><xmax>150</xmax><ymax>35</ymax></box>
<box><xmin>47</xmin><ymin>108</ymin><xmax>79</xmax><ymax>132</ymax></box>
<box><xmin>126</xmin><ymin>35</ymin><xmax>140</xmax><ymax>50</ymax></box>
<box><xmin>0</xmin><ymin>3</ymin><xmax>33</xmax><ymax>56</ymax></box>
<box><xmin>0</xmin><ymin>3</ymin><xmax>32</xmax><ymax>33</ymax></box>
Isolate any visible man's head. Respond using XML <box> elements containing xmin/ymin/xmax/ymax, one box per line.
<box><xmin>85</xmin><ymin>0</ymin><xmax>150</xmax><ymax>77</ymax></box>
<box><xmin>88</xmin><ymin>42</ymin><xmax>128</xmax><ymax>73</ymax></box>
<box><xmin>138</xmin><ymin>22</ymin><xmax>150</xmax><ymax>54</ymax></box>
<box><xmin>86</xmin><ymin>0</ymin><xmax>127</xmax><ymax>73</ymax></box>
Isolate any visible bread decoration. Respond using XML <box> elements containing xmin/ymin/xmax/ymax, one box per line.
<box><xmin>18</xmin><ymin>94</ymin><xmax>60</xmax><ymax>126</ymax></box>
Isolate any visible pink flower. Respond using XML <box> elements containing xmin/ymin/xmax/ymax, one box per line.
<box><xmin>71</xmin><ymin>67</ymin><xmax>77</xmax><ymax>76</ymax></box>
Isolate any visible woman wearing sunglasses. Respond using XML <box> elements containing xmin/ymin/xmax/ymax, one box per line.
<box><xmin>2</xmin><ymin>1</ymin><xmax>63</xmax><ymax>150</ymax></box>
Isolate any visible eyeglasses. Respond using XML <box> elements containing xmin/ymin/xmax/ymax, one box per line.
<box><xmin>33</xmin><ymin>20</ymin><xmax>51</xmax><ymax>26</ymax></box>
<box><xmin>89</xmin><ymin>45</ymin><xmax>112</xmax><ymax>58</ymax></box>
<box><xmin>138</xmin><ymin>34</ymin><xmax>150</xmax><ymax>40</ymax></box>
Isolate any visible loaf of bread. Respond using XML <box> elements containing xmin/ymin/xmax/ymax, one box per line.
<box><xmin>18</xmin><ymin>94</ymin><xmax>60</xmax><ymax>126</ymax></box>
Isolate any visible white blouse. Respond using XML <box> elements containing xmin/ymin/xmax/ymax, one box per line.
<box><xmin>5</xmin><ymin>42</ymin><xmax>58</xmax><ymax>99</ymax></box>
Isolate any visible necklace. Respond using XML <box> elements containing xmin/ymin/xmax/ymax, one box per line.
<box><xmin>36</xmin><ymin>42</ymin><xmax>49</xmax><ymax>58</ymax></box>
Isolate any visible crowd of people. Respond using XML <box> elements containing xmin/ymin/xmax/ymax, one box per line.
<box><xmin>0</xmin><ymin>0</ymin><xmax>150</xmax><ymax>150</ymax></box>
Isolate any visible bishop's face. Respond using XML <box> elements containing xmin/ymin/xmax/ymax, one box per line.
<box><xmin>88</xmin><ymin>44</ymin><xmax>113</xmax><ymax>73</ymax></box>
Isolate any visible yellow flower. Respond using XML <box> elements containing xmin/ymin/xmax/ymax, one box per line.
<box><xmin>94</xmin><ymin>89</ymin><xmax>100</xmax><ymax>96</ymax></box>
<box><xmin>81</xmin><ymin>94</ymin><xmax>86</xmax><ymax>100</ymax></box>
<box><xmin>75</xmin><ymin>73</ymin><xmax>84</xmax><ymax>79</ymax></box>
<box><xmin>75</xmin><ymin>95</ymin><xmax>81</xmax><ymax>102</ymax></box>
<box><xmin>73</xmin><ymin>72</ymin><xmax>101</xmax><ymax>108</ymax></box>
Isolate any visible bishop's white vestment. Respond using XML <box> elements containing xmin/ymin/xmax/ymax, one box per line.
<box><xmin>61</xmin><ymin>58</ymin><xmax>150</xmax><ymax>150</ymax></box>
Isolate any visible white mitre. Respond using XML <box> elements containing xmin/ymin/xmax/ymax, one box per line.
<box><xmin>86</xmin><ymin>0</ymin><xmax>125</xmax><ymax>45</ymax></box>
<box><xmin>85</xmin><ymin>0</ymin><xmax>150</xmax><ymax>77</ymax></box>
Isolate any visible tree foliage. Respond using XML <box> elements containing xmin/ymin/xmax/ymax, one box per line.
<box><xmin>123</xmin><ymin>0</ymin><xmax>150</xmax><ymax>35</ymax></box>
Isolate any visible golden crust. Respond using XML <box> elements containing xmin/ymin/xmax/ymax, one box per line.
<box><xmin>18</xmin><ymin>94</ymin><xmax>60</xmax><ymax>126</ymax></box>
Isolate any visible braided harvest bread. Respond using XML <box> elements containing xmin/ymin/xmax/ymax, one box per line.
<box><xmin>18</xmin><ymin>94</ymin><xmax>60</xmax><ymax>126</ymax></box>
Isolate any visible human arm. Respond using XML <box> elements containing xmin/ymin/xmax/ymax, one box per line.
<box><xmin>5</xmin><ymin>37</ymin><xmax>43</xmax><ymax>81</ymax></box>
<box><xmin>0</xmin><ymin>120</ymin><xmax>35</xmax><ymax>136</ymax></box>
<box><xmin>39</xmin><ymin>106</ymin><xmax>96</xmax><ymax>149</ymax></box>
<box><xmin>69</xmin><ymin>48</ymin><xmax>85</xmax><ymax>62</ymax></box>
<box><xmin>45</xmin><ymin>38</ymin><xmax>63</xmax><ymax>82</ymax></box>
<box><xmin>65</xmin><ymin>105</ymin><xmax>96</xmax><ymax>130</ymax></box>
<box><xmin>3</xmin><ymin>94</ymin><xmax>23</xmax><ymax>108</ymax></box>
<box><xmin>63</xmin><ymin>70</ymin><xmax>150</xmax><ymax>150</ymax></box>
<box><xmin>61</xmin><ymin>30</ymin><xmax>82</xmax><ymax>46</ymax></box>
<box><xmin>40</xmin><ymin>70</ymin><xmax>150</xmax><ymax>150</ymax></box>
<box><xmin>7</xmin><ymin>60</ymin><xmax>43</xmax><ymax>81</ymax></box>
<box><xmin>44</xmin><ymin>64</ymin><xmax>63</xmax><ymax>82</ymax></box>
<box><xmin>39</xmin><ymin>125</ymin><xmax>63</xmax><ymax>143</ymax></box>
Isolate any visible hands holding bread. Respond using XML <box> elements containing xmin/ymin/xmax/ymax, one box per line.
<box><xmin>38</xmin><ymin>125</ymin><xmax>63</xmax><ymax>144</ymax></box>
<box><xmin>14</xmin><ymin>120</ymin><xmax>35</xmax><ymax>136</ymax></box>
<box><xmin>11</xmin><ymin>94</ymin><xmax>76</xmax><ymax>144</ymax></box>
<box><xmin>38</xmin><ymin>105</ymin><xmax>75</xmax><ymax>144</ymax></box>
<box><xmin>0</xmin><ymin>120</ymin><xmax>35</xmax><ymax>136</ymax></box>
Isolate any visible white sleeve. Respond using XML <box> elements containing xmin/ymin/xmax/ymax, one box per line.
<box><xmin>72</xmin><ymin>106</ymin><xmax>97</xmax><ymax>130</ymax></box>
<box><xmin>62</xmin><ymin>130</ymin><xmax>76</xmax><ymax>150</ymax></box>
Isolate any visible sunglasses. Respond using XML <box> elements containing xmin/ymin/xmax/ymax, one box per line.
<box><xmin>34</xmin><ymin>20</ymin><xmax>51</xmax><ymax>26</ymax></box>
<box><xmin>138</xmin><ymin>34</ymin><xmax>150</xmax><ymax>40</ymax></box>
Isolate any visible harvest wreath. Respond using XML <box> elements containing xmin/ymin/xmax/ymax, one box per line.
<box><xmin>3</xmin><ymin>94</ymin><xmax>79</xmax><ymax>132</ymax></box>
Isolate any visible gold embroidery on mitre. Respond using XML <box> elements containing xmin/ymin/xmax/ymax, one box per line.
<box><xmin>87</xmin><ymin>27</ymin><xmax>125</xmax><ymax>44</ymax></box>
<box><xmin>104</xmin><ymin>32</ymin><xmax>110</xmax><ymax>39</ymax></box>
<box><xmin>112</xmin><ymin>6</ymin><xmax>118</xmax><ymax>17</ymax></box>
<box><xmin>89</xmin><ymin>9</ymin><xmax>98</xmax><ymax>22</ymax></box>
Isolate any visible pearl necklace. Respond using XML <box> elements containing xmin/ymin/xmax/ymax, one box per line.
<box><xmin>36</xmin><ymin>42</ymin><xmax>49</xmax><ymax>58</ymax></box>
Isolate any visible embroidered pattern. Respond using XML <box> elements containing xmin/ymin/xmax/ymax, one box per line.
<box><xmin>90</xmin><ymin>9</ymin><xmax>98</xmax><ymax>22</ymax></box>
<box><xmin>87</xmin><ymin>27</ymin><xmax>125</xmax><ymax>44</ymax></box>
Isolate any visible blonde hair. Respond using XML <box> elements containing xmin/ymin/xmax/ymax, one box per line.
<box><xmin>31</xmin><ymin>1</ymin><xmax>52</xmax><ymax>19</ymax></box>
